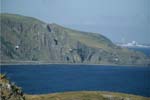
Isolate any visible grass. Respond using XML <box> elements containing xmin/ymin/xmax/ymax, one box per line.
<box><xmin>1</xmin><ymin>13</ymin><xmax>148</xmax><ymax>65</ymax></box>
<box><xmin>25</xmin><ymin>91</ymin><xmax>150</xmax><ymax>100</ymax></box>
<box><xmin>0</xmin><ymin>13</ymin><xmax>44</xmax><ymax>25</ymax></box>
<box><xmin>51</xmin><ymin>23</ymin><xmax>113</xmax><ymax>49</ymax></box>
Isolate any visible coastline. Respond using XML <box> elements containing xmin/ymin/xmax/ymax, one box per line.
<box><xmin>0</xmin><ymin>61</ymin><xmax>149</xmax><ymax>67</ymax></box>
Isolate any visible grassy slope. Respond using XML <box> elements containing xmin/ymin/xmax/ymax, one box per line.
<box><xmin>1</xmin><ymin>13</ymin><xmax>112</xmax><ymax>49</ymax></box>
<box><xmin>0</xmin><ymin>13</ymin><xmax>148</xmax><ymax>65</ymax></box>
<box><xmin>51</xmin><ymin>24</ymin><xmax>148</xmax><ymax>65</ymax></box>
<box><xmin>51</xmin><ymin>23</ymin><xmax>114</xmax><ymax>49</ymax></box>
<box><xmin>25</xmin><ymin>91</ymin><xmax>150</xmax><ymax>100</ymax></box>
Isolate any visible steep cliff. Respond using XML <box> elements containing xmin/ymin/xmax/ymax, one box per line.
<box><xmin>0</xmin><ymin>13</ymin><xmax>149</xmax><ymax>65</ymax></box>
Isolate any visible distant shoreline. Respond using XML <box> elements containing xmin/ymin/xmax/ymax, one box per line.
<box><xmin>0</xmin><ymin>61</ymin><xmax>149</xmax><ymax>67</ymax></box>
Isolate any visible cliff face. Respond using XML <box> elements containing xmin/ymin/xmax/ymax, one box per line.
<box><xmin>0</xmin><ymin>13</ymin><xmax>149</xmax><ymax>65</ymax></box>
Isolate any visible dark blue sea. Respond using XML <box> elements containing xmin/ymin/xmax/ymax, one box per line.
<box><xmin>1</xmin><ymin>47</ymin><xmax>150</xmax><ymax>97</ymax></box>
<box><xmin>1</xmin><ymin>65</ymin><xmax>150</xmax><ymax>97</ymax></box>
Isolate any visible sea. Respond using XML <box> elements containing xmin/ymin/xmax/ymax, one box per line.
<box><xmin>1</xmin><ymin>47</ymin><xmax>150</xmax><ymax>97</ymax></box>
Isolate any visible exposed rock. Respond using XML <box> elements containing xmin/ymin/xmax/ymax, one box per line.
<box><xmin>0</xmin><ymin>74</ymin><xmax>25</xmax><ymax>100</ymax></box>
<box><xmin>0</xmin><ymin>13</ymin><xmax>149</xmax><ymax>66</ymax></box>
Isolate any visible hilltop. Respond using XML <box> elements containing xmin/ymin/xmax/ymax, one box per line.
<box><xmin>0</xmin><ymin>13</ymin><xmax>149</xmax><ymax>66</ymax></box>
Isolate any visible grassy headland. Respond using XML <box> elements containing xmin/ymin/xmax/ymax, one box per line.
<box><xmin>1</xmin><ymin>13</ymin><xmax>149</xmax><ymax>66</ymax></box>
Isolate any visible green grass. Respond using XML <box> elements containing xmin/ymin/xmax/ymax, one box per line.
<box><xmin>1</xmin><ymin>13</ymin><xmax>148</xmax><ymax>65</ymax></box>
<box><xmin>51</xmin><ymin>23</ymin><xmax>114</xmax><ymax>49</ymax></box>
<box><xmin>25</xmin><ymin>91</ymin><xmax>150</xmax><ymax>100</ymax></box>
<box><xmin>0</xmin><ymin>13</ymin><xmax>44</xmax><ymax>25</ymax></box>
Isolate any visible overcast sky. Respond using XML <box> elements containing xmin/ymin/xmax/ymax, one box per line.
<box><xmin>1</xmin><ymin>0</ymin><xmax>150</xmax><ymax>44</ymax></box>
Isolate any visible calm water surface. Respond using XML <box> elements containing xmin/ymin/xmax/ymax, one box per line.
<box><xmin>1</xmin><ymin>65</ymin><xmax>150</xmax><ymax>97</ymax></box>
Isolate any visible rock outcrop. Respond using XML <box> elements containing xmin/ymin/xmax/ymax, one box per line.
<box><xmin>0</xmin><ymin>13</ymin><xmax>149</xmax><ymax>66</ymax></box>
<box><xmin>0</xmin><ymin>74</ymin><xmax>25</xmax><ymax>100</ymax></box>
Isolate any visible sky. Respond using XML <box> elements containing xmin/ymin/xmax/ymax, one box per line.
<box><xmin>1</xmin><ymin>0</ymin><xmax>150</xmax><ymax>44</ymax></box>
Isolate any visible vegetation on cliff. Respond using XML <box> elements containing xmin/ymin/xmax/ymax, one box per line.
<box><xmin>0</xmin><ymin>13</ymin><xmax>149</xmax><ymax>65</ymax></box>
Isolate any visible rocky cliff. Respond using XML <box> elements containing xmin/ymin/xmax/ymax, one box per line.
<box><xmin>0</xmin><ymin>13</ymin><xmax>149</xmax><ymax>65</ymax></box>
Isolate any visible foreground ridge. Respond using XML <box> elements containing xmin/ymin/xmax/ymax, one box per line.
<box><xmin>26</xmin><ymin>91</ymin><xmax>149</xmax><ymax>100</ymax></box>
